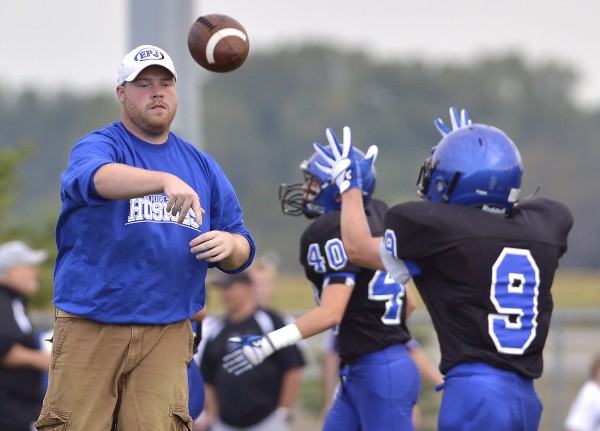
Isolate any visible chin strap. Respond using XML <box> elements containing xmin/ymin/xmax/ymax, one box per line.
<box><xmin>442</xmin><ymin>172</ymin><xmax>461</xmax><ymax>202</ymax></box>
<box><xmin>519</xmin><ymin>185</ymin><xmax>541</xmax><ymax>202</ymax></box>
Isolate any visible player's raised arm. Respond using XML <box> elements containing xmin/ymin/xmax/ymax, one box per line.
<box><xmin>339</xmin><ymin>188</ymin><xmax>384</xmax><ymax>270</ymax></box>
<box><xmin>319</xmin><ymin>127</ymin><xmax>385</xmax><ymax>270</ymax></box>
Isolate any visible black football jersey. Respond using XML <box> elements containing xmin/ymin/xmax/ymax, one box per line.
<box><xmin>200</xmin><ymin>309</ymin><xmax>305</xmax><ymax>427</ymax></box>
<box><xmin>383</xmin><ymin>198</ymin><xmax>573</xmax><ymax>378</ymax></box>
<box><xmin>300</xmin><ymin>199</ymin><xmax>412</xmax><ymax>364</ymax></box>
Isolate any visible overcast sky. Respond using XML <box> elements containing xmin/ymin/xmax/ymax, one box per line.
<box><xmin>3</xmin><ymin>0</ymin><xmax>600</xmax><ymax>107</ymax></box>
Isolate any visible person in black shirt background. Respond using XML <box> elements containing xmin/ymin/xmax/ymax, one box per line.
<box><xmin>0</xmin><ymin>241</ymin><xmax>50</xmax><ymax>431</ymax></box>
<box><xmin>197</xmin><ymin>272</ymin><xmax>305</xmax><ymax>431</ymax></box>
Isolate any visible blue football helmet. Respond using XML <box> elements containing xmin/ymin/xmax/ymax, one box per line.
<box><xmin>279</xmin><ymin>145</ymin><xmax>376</xmax><ymax>218</ymax></box>
<box><xmin>417</xmin><ymin>124</ymin><xmax>523</xmax><ymax>213</ymax></box>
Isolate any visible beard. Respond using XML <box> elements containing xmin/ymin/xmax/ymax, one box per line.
<box><xmin>122</xmin><ymin>95</ymin><xmax>177</xmax><ymax>139</ymax></box>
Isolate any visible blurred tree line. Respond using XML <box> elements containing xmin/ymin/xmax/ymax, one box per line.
<box><xmin>0</xmin><ymin>45</ymin><xmax>597</xmax><ymax>308</ymax></box>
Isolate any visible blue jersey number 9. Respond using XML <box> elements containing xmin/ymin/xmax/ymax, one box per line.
<box><xmin>488</xmin><ymin>247</ymin><xmax>540</xmax><ymax>355</ymax></box>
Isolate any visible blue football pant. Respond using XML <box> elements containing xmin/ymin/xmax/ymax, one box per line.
<box><xmin>438</xmin><ymin>362</ymin><xmax>542</xmax><ymax>431</ymax></box>
<box><xmin>188</xmin><ymin>359</ymin><xmax>205</xmax><ymax>420</ymax></box>
<box><xmin>323</xmin><ymin>344</ymin><xmax>421</xmax><ymax>431</ymax></box>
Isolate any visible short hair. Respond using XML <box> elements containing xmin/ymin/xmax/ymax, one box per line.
<box><xmin>249</xmin><ymin>252</ymin><xmax>280</xmax><ymax>274</ymax></box>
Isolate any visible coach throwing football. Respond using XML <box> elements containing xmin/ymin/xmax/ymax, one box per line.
<box><xmin>35</xmin><ymin>45</ymin><xmax>255</xmax><ymax>431</ymax></box>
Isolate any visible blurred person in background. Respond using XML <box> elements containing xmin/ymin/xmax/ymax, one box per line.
<box><xmin>247</xmin><ymin>254</ymin><xmax>299</xmax><ymax>328</ymax></box>
<box><xmin>188</xmin><ymin>309</ymin><xmax>208</xmax><ymax>424</ymax></box>
<box><xmin>565</xmin><ymin>353</ymin><xmax>600</xmax><ymax>431</ymax></box>
<box><xmin>0</xmin><ymin>240</ymin><xmax>50</xmax><ymax>431</ymax></box>
<box><xmin>247</xmin><ymin>254</ymin><xmax>279</xmax><ymax>310</ymax></box>
<box><xmin>196</xmin><ymin>272</ymin><xmax>305</xmax><ymax>431</ymax></box>
<box><xmin>319</xmin><ymin>329</ymin><xmax>340</xmax><ymax>423</ymax></box>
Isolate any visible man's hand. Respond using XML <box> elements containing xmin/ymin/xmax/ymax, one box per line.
<box><xmin>162</xmin><ymin>174</ymin><xmax>205</xmax><ymax>225</ymax></box>
<box><xmin>190</xmin><ymin>231</ymin><xmax>251</xmax><ymax>272</ymax></box>
<box><xmin>190</xmin><ymin>231</ymin><xmax>236</xmax><ymax>263</ymax></box>
<box><xmin>434</xmin><ymin>106</ymin><xmax>472</xmax><ymax>137</ymax></box>
<box><xmin>222</xmin><ymin>335</ymin><xmax>275</xmax><ymax>376</ymax></box>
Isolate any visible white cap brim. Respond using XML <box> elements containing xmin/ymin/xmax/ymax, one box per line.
<box><xmin>117</xmin><ymin>45</ymin><xmax>177</xmax><ymax>85</ymax></box>
<box><xmin>0</xmin><ymin>241</ymin><xmax>48</xmax><ymax>275</ymax></box>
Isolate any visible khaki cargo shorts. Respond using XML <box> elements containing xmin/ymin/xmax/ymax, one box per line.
<box><xmin>35</xmin><ymin>309</ymin><xmax>194</xmax><ymax>431</ymax></box>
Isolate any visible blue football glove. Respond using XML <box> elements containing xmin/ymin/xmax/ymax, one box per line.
<box><xmin>222</xmin><ymin>335</ymin><xmax>275</xmax><ymax>376</ymax></box>
<box><xmin>312</xmin><ymin>126</ymin><xmax>357</xmax><ymax>194</ymax></box>
<box><xmin>326</xmin><ymin>127</ymin><xmax>360</xmax><ymax>194</ymax></box>
<box><xmin>434</xmin><ymin>106</ymin><xmax>472</xmax><ymax>137</ymax></box>
<box><xmin>313</xmin><ymin>126</ymin><xmax>377</xmax><ymax>194</ymax></box>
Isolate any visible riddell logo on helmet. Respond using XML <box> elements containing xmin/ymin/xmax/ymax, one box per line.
<box><xmin>134</xmin><ymin>48</ymin><xmax>165</xmax><ymax>62</ymax></box>
<box><xmin>482</xmin><ymin>205</ymin><xmax>507</xmax><ymax>215</ymax></box>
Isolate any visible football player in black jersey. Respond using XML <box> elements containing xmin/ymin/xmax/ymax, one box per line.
<box><xmin>223</xmin><ymin>139</ymin><xmax>421</xmax><ymax>430</ymax></box>
<box><xmin>325</xmin><ymin>108</ymin><xmax>573</xmax><ymax>431</ymax></box>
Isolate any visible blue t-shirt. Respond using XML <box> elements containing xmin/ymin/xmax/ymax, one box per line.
<box><xmin>54</xmin><ymin>122</ymin><xmax>255</xmax><ymax>324</ymax></box>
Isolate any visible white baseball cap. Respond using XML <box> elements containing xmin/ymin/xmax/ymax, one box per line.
<box><xmin>0</xmin><ymin>241</ymin><xmax>48</xmax><ymax>275</ymax></box>
<box><xmin>117</xmin><ymin>45</ymin><xmax>177</xmax><ymax>85</ymax></box>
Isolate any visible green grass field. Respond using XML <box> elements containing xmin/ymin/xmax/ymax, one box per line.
<box><xmin>549</xmin><ymin>269</ymin><xmax>600</xmax><ymax>308</ymax></box>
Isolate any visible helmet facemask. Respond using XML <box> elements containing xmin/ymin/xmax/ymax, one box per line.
<box><xmin>416</xmin><ymin>156</ymin><xmax>434</xmax><ymax>200</ymax></box>
<box><xmin>278</xmin><ymin>182</ymin><xmax>306</xmax><ymax>217</ymax></box>
<box><xmin>279</xmin><ymin>162</ymin><xmax>337</xmax><ymax>219</ymax></box>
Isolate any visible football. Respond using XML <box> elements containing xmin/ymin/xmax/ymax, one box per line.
<box><xmin>187</xmin><ymin>14</ymin><xmax>250</xmax><ymax>73</ymax></box>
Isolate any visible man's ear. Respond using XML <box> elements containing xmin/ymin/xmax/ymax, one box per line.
<box><xmin>116</xmin><ymin>85</ymin><xmax>125</xmax><ymax>102</ymax></box>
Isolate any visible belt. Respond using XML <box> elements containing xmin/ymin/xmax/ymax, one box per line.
<box><xmin>55</xmin><ymin>307</ymin><xmax>86</xmax><ymax>319</ymax></box>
